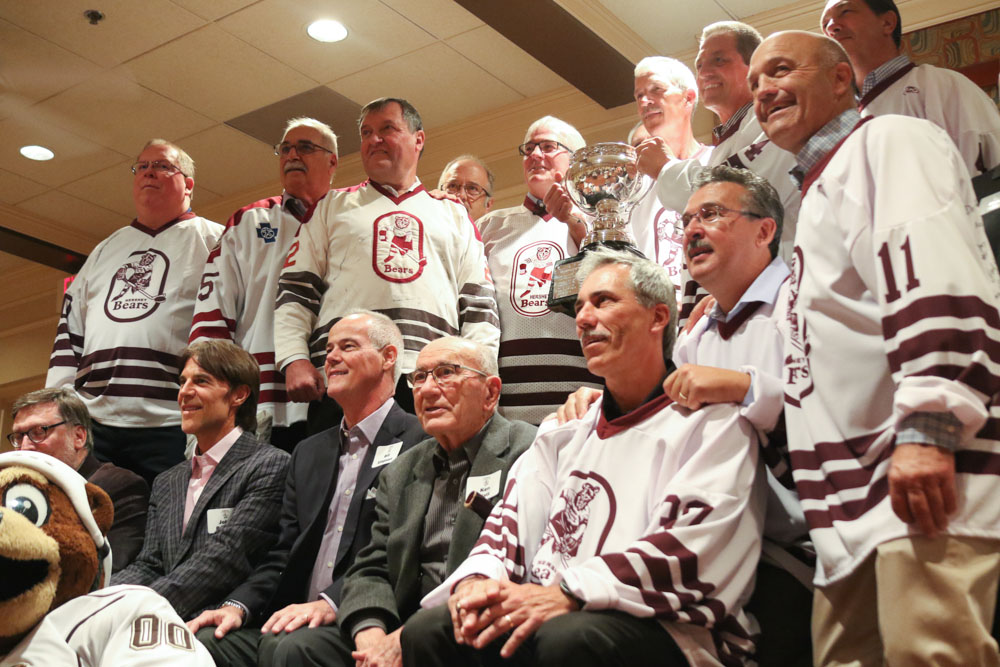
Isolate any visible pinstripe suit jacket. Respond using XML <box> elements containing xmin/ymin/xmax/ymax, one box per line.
<box><xmin>338</xmin><ymin>414</ymin><xmax>536</xmax><ymax>635</ymax></box>
<box><xmin>112</xmin><ymin>431</ymin><xmax>289</xmax><ymax>619</ymax></box>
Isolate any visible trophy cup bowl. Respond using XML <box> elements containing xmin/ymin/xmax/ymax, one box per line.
<box><xmin>546</xmin><ymin>142</ymin><xmax>651</xmax><ymax>313</ymax></box>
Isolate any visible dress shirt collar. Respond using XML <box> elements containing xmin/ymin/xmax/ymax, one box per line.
<box><xmin>790</xmin><ymin>108</ymin><xmax>861</xmax><ymax>188</ymax></box>
<box><xmin>708</xmin><ymin>256</ymin><xmax>790</xmax><ymax>323</ymax></box>
<box><xmin>712</xmin><ymin>103</ymin><xmax>752</xmax><ymax>146</ymax></box>
<box><xmin>340</xmin><ymin>397</ymin><xmax>395</xmax><ymax>451</ymax></box>
<box><xmin>281</xmin><ymin>191</ymin><xmax>309</xmax><ymax>220</ymax></box>
<box><xmin>373</xmin><ymin>178</ymin><xmax>422</xmax><ymax>198</ymax></box>
<box><xmin>860</xmin><ymin>55</ymin><xmax>911</xmax><ymax>99</ymax></box>
<box><xmin>433</xmin><ymin>417</ymin><xmax>490</xmax><ymax>472</ymax></box>
<box><xmin>192</xmin><ymin>426</ymin><xmax>242</xmax><ymax>474</ymax></box>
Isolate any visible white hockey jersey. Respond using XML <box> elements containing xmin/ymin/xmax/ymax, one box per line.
<box><xmin>1</xmin><ymin>585</ymin><xmax>214</xmax><ymax>666</ymax></box>
<box><xmin>784</xmin><ymin>114</ymin><xmax>1000</xmax><ymax>585</ymax></box>
<box><xmin>46</xmin><ymin>214</ymin><xmax>223</xmax><ymax>427</ymax></box>
<box><xmin>189</xmin><ymin>194</ymin><xmax>308</xmax><ymax>428</ymax></box>
<box><xmin>427</xmin><ymin>393</ymin><xmax>766</xmax><ymax>667</ymax></box>
<box><xmin>859</xmin><ymin>59</ymin><xmax>1000</xmax><ymax>177</ymax></box>
<box><xmin>273</xmin><ymin>180</ymin><xmax>500</xmax><ymax>375</ymax></box>
<box><xmin>477</xmin><ymin>198</ymin><xmax>602</xmax><ymax>424</ymax></box>
<box><xmin>655</xmin><ymin>104</ymin><xmax>799</xmax><ymax>323</ymax></box>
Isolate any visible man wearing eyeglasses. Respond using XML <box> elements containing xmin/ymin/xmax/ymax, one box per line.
<box><xmin>191</xmin><ymin>118</ymin><xmax>338</xmax><ymax>452</ymax></box>
<box><xmin>404</xmin><ymin>248</ymin><xmax>765</xmax><ymax>667</ymax></box>
<box><xmin>438</xmin><ymin>155</ymin><xmax>495</xmax><ymax>223</ymax></box>
<box><xmin>187</xmin><ymin>311</ymin><xmax>425</xmax><ymax>667</ymax></box>
<box><xmin>277</xmin><ymin>336</ymin><xmax>532</xmax><ymax>667</ymax></box>
<box><xmin>275</xmin><ymin>97</ymin><xmax>501</xmax><ymax>437</ymax></box>
<box><xmin>474</xmin><ymin>116</ymin><xmax>601</xmax><ymax>425</ymax></box>
<box><xmin>10</xmin><ymin>387</ymin><xmax>149</xmax><ymax>573</ymax></box>
<box><xmin>750</xmin><ymin>31</ymin><xmax>1000</xmax><ymax>664</ymax></box>
<box><xmin>46</xmin><ymin>139</ymin><xmax>223</xmax><ymax>485</ymax></box>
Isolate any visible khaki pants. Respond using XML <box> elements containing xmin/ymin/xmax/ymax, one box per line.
<box><xmin>813</xmin><ymin>535</ymin><xmax>1000</xmax><ymax>666</ymax></box>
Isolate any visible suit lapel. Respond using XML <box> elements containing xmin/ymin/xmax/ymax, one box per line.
<box><xmin>166</xmin><ymin>463</ymin><xmax>192</xmax><ymax>566</ymax></box>
<box><xmin>179</xmin><ymin>434</ymin><xmax>253</xmax><ymax>552</ymax></box>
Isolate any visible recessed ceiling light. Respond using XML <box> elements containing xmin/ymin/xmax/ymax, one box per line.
<box><xmin>307</xmin><ymin>19</ymin><xmax>348</xmax><ymax>43</ymax></box>
<box><xmin>20</xmin><ymin>145</ymin><xmax>55</xmax><ymax>161</ymax></box>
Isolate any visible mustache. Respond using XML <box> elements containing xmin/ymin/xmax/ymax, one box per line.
<box><xmin>284</xmin><ymin>160</ymin><xmax>306</xmax><ymax>172</ymax></box>
<box><xmin>686</xmin><ymin>237</ymin><xmax>712</xmax><ymax>256</ymax></box>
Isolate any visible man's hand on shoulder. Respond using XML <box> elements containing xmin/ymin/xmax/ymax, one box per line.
<box><xmin>260</xmin><ymin>599</ymin><xmax>337</xmax><ymax>634</ymax></box>
<box><xmin>284</xmin><ymin>359</ymin><xmax>325</xmax><ymax>402</ymax></box>
<box><xmin>889</xmin><ymin>442</ymin><xmax>957</xmax><ymax>536</ymax></box>
<box><xmin>663</xmin><ymin>364</ymin><xmax>751</xmax><ymax>410</ymax></box>
<box><xmin>554</xmin><ymin>386</ymin><xmax>603</xmax><ymax>424</ymax></box>
<box><xmin>352</xmin><ymin>627</ymin><xmax>402</xmax><ymax>667</ymax></box>
<box><xmin>187</xmin><ymin>604</ymin><xmax>244</xmax><ymax>638</ymax></box>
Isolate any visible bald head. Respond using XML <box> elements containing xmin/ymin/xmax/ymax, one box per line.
<box><xmin>748</xmin><ymin>31</ymin><xmax>856</xmax><ymax>153</ymax></box>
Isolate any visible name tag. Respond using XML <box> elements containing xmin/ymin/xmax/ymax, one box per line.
<box><xmin>466</xmin><ymin>470</ymin><xmax>502</xmax><ymax>500</ymax></box>
<box><xmin>372</xmin><ymin>442</ymin><xmax>403</xmax><ymax>467</ymax></box>
<box><xmin>365</xmin><ymin>487</ymin><xmax>377</xmax><ymax>500</ymax></box>
<box><xmin>206</xmin><ymin>508</ymin><xmax>233</xmax><ymax>534</ymax></box>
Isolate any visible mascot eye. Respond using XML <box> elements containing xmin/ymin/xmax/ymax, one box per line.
<box><xmin>3</xmin><ymin>483</ymin><xmax>51</xmax><ymax>527</ymax></box>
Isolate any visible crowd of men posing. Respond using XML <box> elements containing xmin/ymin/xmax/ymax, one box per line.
<box><xmin>8</xmin><ymin>1</ymin><xmax>1000</xmax><ymax>665</ymax></box>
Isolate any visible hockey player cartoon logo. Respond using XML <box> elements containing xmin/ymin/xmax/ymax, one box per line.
<box><xmin>784</xmin><ymin>246</ymin><xmax>814</xmax><ymax>405</ymax></box>
<box><xmin>511</xmin><ymin>240</ymin><xmax>564</xmax><ymax>317</ymax></box>
<box><xmin>532</xmin><ymin>472</ymin><xmax>614</xmax><ymax>577</ymax></box>
<box><xmin>104</xmin><ymin>249</ymin><xmax>170</xmax><ymax>322</ymax></box>
<box><xmin>653</xmin><ymin>207</ymin><xmax>684</xmax><ymax>281</ymax></box>
<box><xmin>373</xmin><ymin>211</ymin><xmax>426</xmax><ymax>283</ymax></box>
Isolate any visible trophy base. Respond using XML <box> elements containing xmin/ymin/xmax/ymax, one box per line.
<box><xmin>546</xmin><ymin>241</ymin><xmax>646</xmax><ymax>316</ymax></box>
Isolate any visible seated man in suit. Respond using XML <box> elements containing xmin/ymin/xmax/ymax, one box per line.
<box><xmin>405</xmin><ymin>248</ymin><xmax>766</xmax><ymax>667</ymax></box>
<box><xmin>9</xmin><ymin>386</ymin><xmax>149</xmax><ymax>572</ymax></box>
<box><xmin>113</xmin><ymin>339</ymin><xmax>290</xmax><ymax>620</ymax></box>
<box><xmin>263</xmin><ymin>336</ymin><xmax>535</xmax><ymax>667</ymax></box>
<box><xmin>187</xmin><ymin>310</ymin><xmax>425</xmax><ymax>665</ymax></box>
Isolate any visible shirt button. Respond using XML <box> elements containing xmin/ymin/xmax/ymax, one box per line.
<box><xmin>327</xmin><ymin>561</ymin><xmax>334</xmax><ymax>568</ymax></box>
<box><xmin>337</xmin><ymin>525</ymin><xmax>343</xmax><ymax>532</ymax></box>
<box><xmin>345</xmin><ymin>488</ymin><xmax>352</xmax><ymax>495</ymax></box>
<box><xmin>352</xmin><ymin>454</ymin><xmax>358</xmax><ymax>460</ymax></box>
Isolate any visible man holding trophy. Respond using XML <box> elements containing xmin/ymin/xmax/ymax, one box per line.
<box><xmin>476</xmin><ymin>117</ymin><xmax>601</xmax><ymax>425</ymax></box>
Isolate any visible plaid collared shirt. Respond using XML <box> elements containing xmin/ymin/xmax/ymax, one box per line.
<box><xmin>860</xmin><ymin>54</ymin><xmax>912</xmax><ymax>99</ymax></box>
<box><xmin>712</xmin><ymin>103</ymin><xmax>752</xmax><ymax>146</ymax></box>
<box><xmin>790</xmin><ymin>108</ymin><xmax>862</xmax><ymax>188</ymax></box>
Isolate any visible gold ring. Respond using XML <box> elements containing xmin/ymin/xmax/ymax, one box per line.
<box><xmin>505</xmin><ymin>614</ymin><xmax>513</xmax><ymax>629</ymax></box>
<box><xmin>679</xmin><ymin>392</ymin><xmax>688</xmax><ymax>400</ymax></box>
<box><xmin>456</xmin><ymin>602</ymin><xmax>463</xmax><ymax>613</ymax></box>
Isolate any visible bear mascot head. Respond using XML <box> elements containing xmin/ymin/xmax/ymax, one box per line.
<box><xmin>0</xmin><ymin>450</ymin><xmax>113</xmax><ymax>653</ymax></box>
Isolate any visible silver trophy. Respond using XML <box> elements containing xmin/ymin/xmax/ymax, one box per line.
<box><xmin>547</xmin><ymin>142</ymin><xmax>651</xmax><ymax>313</ymax></box>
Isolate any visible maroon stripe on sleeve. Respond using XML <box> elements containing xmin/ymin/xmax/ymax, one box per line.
<box><xmin>802</xmin><ymin>475</ymin><xmax>889</xmax><ymax>529</ymax></box>
<box><xmin>887</xmin><ymin>328</ymin><xmax>1000</xmax><ymax>374</ymax></box>
<box><xmin>881</xmin><ymin>295</ymin><xmax>1000</xmax><ymax>339</ymax></box>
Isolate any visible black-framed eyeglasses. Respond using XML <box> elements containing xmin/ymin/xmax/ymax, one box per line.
<box><xmin>131</xmin><ymin>160</ymin><xmax>185</xmax><ymax>177</ymax></box>
<box><xmin>7</xmin><ymin>421</ymin><xmax>67</xmax><ymax>448</ymax></box>
<box><xmin>408</xmin><ymin>363</ymin><xmax>489</xmax><ymax>388</ymax></box>
<box><xmin>274</xmin><ymin>141</ymin><xmax>334</xmax><ymax>157</ymax></box>
<box><xmin>681</xmin><ymin>203</ymin><xmax>763</xmax><ymax>229</ymax></box>
<box><xmin>518</xmin><ymin>140</ymin><xmax>571</xmax><ymax>157</ymax></box>
<box><xmin>442</xmin><ymin>181</ymin><xmax>490</xmax><ymax>201</ymax></box>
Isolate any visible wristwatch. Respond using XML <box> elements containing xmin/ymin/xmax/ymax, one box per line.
<box><xmin>559</xmin><ymin>580</ymin><xmax>584</xmax><ymax>610</ymax></box>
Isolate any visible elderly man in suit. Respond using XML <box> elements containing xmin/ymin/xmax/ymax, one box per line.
<box><xmin>187</xmin><ymin>311</ymin><xmax>425</xmax><ymax>666</ymax></box>
<box><xmin>260</xmin><ymin>336</ymin><xmax>535</xmax><ymax>667</ymax></box>
<box><xmin>9</xmin><ymin>386</ymin><xmax>149</xmax><ymax>572</ymax></box>
<box><xmin>112</xmin><ymin>340</ymin><xmax>289</xmax><ymax>620</ymax></box>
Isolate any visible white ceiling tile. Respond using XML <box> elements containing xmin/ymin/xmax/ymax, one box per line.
<box><xmin>17</xmin><ymin>189</ymin><xmax>130</xmax><ymax>240</ymax></box>
<box><xmin>168</xmin><ymin>0</ymin><xmax>259</xmax><ymax>21</ymax></box>
<box><xmin>446</xmin><ymin>25</ymin><xmax>569</xmax><ymax>98</ymax></box>
<box><xmin>378</xmin><ymin>0</ymin><xmax>483</xmax><ymax>39</ymax></box>
<box><xmin>0</xmin><ymin>0</ymin><xmax>207</xmax><ymax>67</ymax></box>
<box><xmin>0</xmin><ymin>167</ymin><xmax>49</xmax><ymax>205</ymax></box>
<box><xmin>597</xmin><ymin>0</ymin><xmax>730</xmax><ymax>55</ymax></box>
<box><xmin>36</xmin><ymin>70</ymin><xmax>216</xmax><ymax>155</ymax></box>
<box><xmin>0</xmin><ymin>116</ymin><xmax>128</xmax><ymax>188</ymax></box>
<box><xmin>59</xmin><ymin>160</ymin><xmax>136</xmax><ymax>218</ymax></box>
<box><xmin>122</xmin><ymin>24</ymin><xmax>318</xmax><ymax>122</ymax></box>
<box><xmin>218</xmin><ymin>0</ymin><xmax>437</xmax><ymax>83</ymax></box>
<box><xmin>0</xmin><ymin>19</ymin><xmax>102</xmax><ymax>120</ymax></box>
<box><xmin>331</xmin><ymin>43</ymin><xmax>523</xmax><ymax>128</ymax></box>
<box><xmin>716</xmin><ymin>0</ymin><xmax>808</xmax><ymax>19</ymax></box>
<box><xmin>177</xmin><ymin>124</ymin><xmax>279</xmax><ymax>199</ymax></box>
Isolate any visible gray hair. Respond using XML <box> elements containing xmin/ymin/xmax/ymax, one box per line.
<box><xmin>358</xmin><ymin>97</ymin><xmax>423</xmax><ymax>134</ymax></box>
<box><xmin>524</xmin><ymin>116</ymin><xmax>586</xmax><ymax>153</ymax></box>
<box><xmin>13</xmin><ymin>387</ymin><xmax>94</xmax><ymax>452</ymax></box>
<box><xmin>428</xmin><ymin>335</ymin><xmax>499</xmax><ymax>378</ymax></box>
<box><xmin>438</xmin><ymin>154</ymin><xmax>496</xmax><ymax>197</ymax></box>
<box><xmin>699</xmin><ymin>21</ymin><xmax>763</xmax><ymax>65</ymax></box>
<box><xmin>692</xmin><ymin>165</ymin><xmax>784</xmax><ymax>259</ymax></box>
<box><xmin>284</xmin><ymin>116</ymin><xmax>339</xmax><ymax>157</ymax></box>
<box><xmin>141</xmin><ymin>138</ymin><xmax>195</xmax><ymax>179</ymax></box>
<box><xmin>577</xmin><ymin>248</ymin><xmax>678</xmax><ymax>363</ymax></box>
<box><xmin>634</xmin><ymin>57</ymin><xmax>698</xmax><ymax>103</ymax></box>
<box><xmin>344</xmin><ymin>309</ymin><xmax>406</xmax><ymax>383</ymax></box>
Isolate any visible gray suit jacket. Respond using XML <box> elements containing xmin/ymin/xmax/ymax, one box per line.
<box><xmin>338</xmin><ymin>414</ymin><xmax>536</xmax><ymax>635</ymax></box>
<box><xmin>112</xmin><ymin>431</ymin><xmax>289</xmax><ymax>619</ymax></box>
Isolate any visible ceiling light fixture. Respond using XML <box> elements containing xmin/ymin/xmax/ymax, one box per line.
<box><xmin>20</xmin><ymin>145</ymin><xmax>55</xmax><ymax>161</ymax></box>
<box><xmin>307</xmin><ymin>19</ymin><xmax>348</xmax><ymax>43</ymax></box>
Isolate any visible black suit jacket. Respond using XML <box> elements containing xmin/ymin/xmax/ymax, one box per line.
<box><xmin>79</xmin><ymin>452</ymin><xmax>150</xmax><ymax>573</ymax></box>
<box><xmin>112</xmin><ymin>432</ymin><xmax>289</xmax><ymax>619</ymax></box>
<box><xmin>338</xmin><ymin>414</ymin><xmax>537</xmax><ymax>634</ymax></box>
<box><xmin>229</xmin><ymin>402</ymin><xmax>425</xmax><ymax>621</ymax></box>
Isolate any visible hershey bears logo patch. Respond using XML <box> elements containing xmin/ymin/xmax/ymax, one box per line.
<box><xmin>653</xmin><ymin>207</ymin><xmax>683</xmax><ymax>280</ymax></box>
<box><xmin>104</xmin><ymin>249</ymin><xmax>169</xmax><ymax>322</ymax></box>
<box><xmin>373</xmin><ymin>211</ymin><xmax>426</xmax><ymax>283</ymax></box>
<box><xmin>511</xmin><ymin>240</ymin><xmax>564</xmax><ymax>317</ymax></box>
<box><xmin>531</xmin><ymin>471</ymin><xmax>616</xmax><ymax>579</ymax></box>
